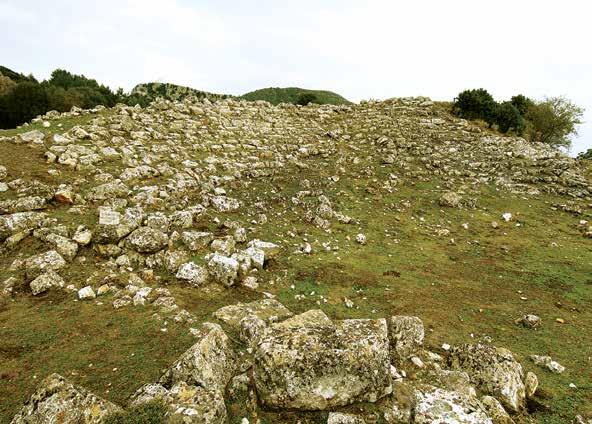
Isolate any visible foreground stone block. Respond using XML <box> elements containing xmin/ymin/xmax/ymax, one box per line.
<box><xmin>254</xmin><ymin>310</ymin><xmax>392</xmax><ymax>410</ymax></box>
<box><xmin>159</xmin><ymin>322</ymin><xmax>236</xmax><ymax>394</ymax></box>
<box><xmin>449</xmin><ymin>344</ymin><xmax>525</xmax><ymax>412</ymax></box>
<box><xmin>389</xmin><ymin>315</ymin><xmax>425</xmax><ymax>360</ymax></box>
<box><xmin>131</xmin><ymin>381</ymin><xmax>227</xmax><ymax>424</ymax></box>
<box><xmin>413</xmin><ymin>386</ymin><xmax>492</xmax><ymax>424</ymax></box>
<box><xmin>11</xmin><ymin>373</ymin><xmax>121</xmax><ymax>423</ymax></box>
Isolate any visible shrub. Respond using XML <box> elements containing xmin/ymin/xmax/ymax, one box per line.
<box><xmin>510</xmin><ymin>94</ymin><xmax>534</xmax><ymax>116</ymax></box>
<box><xmin>577</xmin><ymin>148</ymin><xmax>592</xmax><ymax>160</ymax></box>
<box><xmin>526</xmin><ymin>97</ymin><xmax>584</xmax><ymax>148</ymax></box>
<box><xmin>0</xmin><ymin>81</ymin><xmax>50</xmax><ymax>128</ymax></box>
<box><xmin>0</xmin><ymin>74</ymin><xmax>16</xmax><ymax>96</ymax></box>
<box><xmin>452</xmin><ymin>89</ymin><xmax>497</xmax><ymax>125</ymax></box>
<box><xmin>495</xmin><ymin>101</ymin><xmax>525</xmax><ymax>134</ymax></box>
<box><xmin>103</xmin><ymin>400</ymin><xmax>167</xmax><ymax>424</ymax></box>
<box><xmin>295</xmin><ymin>93</ymin><xmax>318</xmax><ymax>106</ymax></box>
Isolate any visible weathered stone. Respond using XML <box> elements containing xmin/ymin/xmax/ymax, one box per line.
<box><xmin>214</xmin><ymin>298</ymin><xmax>293</xmax><ymax>331</ymax></box>
<box><xmin>254</xmin><ymin>310</ymin><xmax>392</xmax><ymax>410</ymax></box>
<box><xmin>439</xmin><ymin>191</ymin><xmax>462</xmax><ymax>207</ymax></box>
<box><xmin>524</xmin><ymin>371</ymin><xmax>538</xmax><ymax>398</ymax></box>
<box><xmin>530</xmin><ymin>355</ymin><xmax>565</xmax><ymax>373</ymax></box>
<box><xmin>176</xmin><ymin>262</ymin><xmax>209</xmax><ymax>287</ymax></box>
<box><xmin>0</xmin><ymin>196</ymin><xmax>47</xmax><ymax>214</ymax></box>
<box><xmin>207</xmin><ymin>253</ymin><xmax>239</xmax><ymax>286</ymax></box>
<box><xmin>247</xmin><ymin>239</ymin><xmax>280</xmax><ymax>258</ymax></box>
<box><xmin>11</xmin><ymin>373</ymin><xmax>121</xmax><ymax>423</ymax></box>
<box><xmin>25</xmin><ymin>250</ymin><xmax>66</xmax><ymax>280</ymax></box>
<box><xmin>0</xmin><ymin>212</ymin><xmax>46</xmax><ymax>242</ymax></box>
<box><xmin>327</xmin><ymin>412</ymin><xmax>366</xmax><ymax>424</ymax></box>
<box><xmin>182</xmin><ymin>231</ymin><xmax>214</xmax><ymax>251</ymax></box>
<box><xmin>125</xmin><ymin>226</ymin><xmax>169</xmax><ymax>253</ymax></box>
<box><xmin>78</xmin><ymin>286</ymin><xmax>96</xmax><ymax>300</ymax></box>
<box><xmin>211</xmin><ymin>195</ymin><xmax>240</xmax><ymax>212</ymax></box>
<box><xmin>95</xmin><ymin>207</ymin><xmax>143</xmax><ymax>244</ymax></box>
<box><xmin>413</xmin><ymin>386</ymin><xmax>492</xmax><ymax>424</ymax></box>
<box><xmin>159</xmin><ymin>322</ymin><xmax>236</xmax><ymax>394</ymax></box>
<box><xmin>73</xmin><ymin>226</ymin><xmax>93</xmax><ymax>245</ymax></box>
<box><xmin>30</xmin><ymin>271</ymin><xmax>65</xmax><ymax>295</ymax></box>
<box><xmin>449</xmin><ymin>344</ymin><xmax>525</xmax><ymax>412</ymax></box>
<box><xmin>131</xmin><ymin>382</ymin><xmax>227</xmax><ymax>424</ymax></box>
<box><xmin>389</xmin><ymin>315</ymin><xmax>425</xmax><ymax>360</ymax></box>
<box><xmin>18</xmin><ymin>130</ymin><xmax>45</xmax><ymax>143</ymax></box>
<box><xmin>481</xmin><ymin>395</ymin><xmax>515</xmax><ymax>424</ymax></box>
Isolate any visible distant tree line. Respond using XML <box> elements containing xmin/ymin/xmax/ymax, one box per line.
<box><xmin>452</xmin><ymin>88</ymin><xmax>584</xmax><ymax>149</ymax></box>
<box><xmin>0</xmin><ymin>67</ymin><xmax>124</xmax><ymax>129</ymax></box>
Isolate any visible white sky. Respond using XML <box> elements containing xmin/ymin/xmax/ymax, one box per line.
<box><xmin>1</xmin><ymin>0</ymin><xmax>591</xmax><ymax>154</ymax></box>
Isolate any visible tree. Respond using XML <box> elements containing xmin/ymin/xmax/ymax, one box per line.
<box><xmin>0</xmin><ymin>82</ymin><xmax>50</xmax><ymax>128</ymax></box>
<box><xmin>295</xmin><ymin>93</ymin><xmax>318</xmax><ymax>106</ymax></box>
<box><xmin>510</xmin><ymin>94</ymin><xmax>534</xmax><ymax>116</ymax></box>
<box><xmin>526</xmin><ymin>97</ymin><xmax>584</xmax><ymax>148</ymax></box>
<box><xmin>0</xmin><ymin>73</ymin><xmax>16</xmax><ymax>96</ymax></box>
<box><xmin>495</xmin><ymin>101</ymin><xmax>525</xmax><ymax>134</ymax></box>
<box><xmin>452</xmin><ymin>89</ymin><xmax>497</xmax><ymax>125</ymax></box>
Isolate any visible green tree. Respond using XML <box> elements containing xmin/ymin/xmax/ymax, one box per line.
<box><xmin>495</xmin><ymin>101</ymin><xmax>525</xmax><ymax>134</ymax></box>
<box><xmin>0</xmin><ymin>81</ymin><xmax>50</xmax><ymax>128</ymax></box>
<box><xmin>295</xmin><ymin>93</ymin><xmax>318</xmax><ymax>106</ymax></box>
<box><xmin>452</xmin><ymin>89</ymin><xmax>497</xmax><ymax>125</ymax></box>
<box><xmin>526</xmin><ymin>97</ymin><xmax>584</xmax><ymax>148</ymax></box>
<box><xmin>510</xmin><ymin>94</ymin><xmax>534</xmax><ymax>116</ymax></box>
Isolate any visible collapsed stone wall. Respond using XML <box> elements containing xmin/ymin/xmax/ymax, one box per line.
<box><xmin>12</xmin><ymin>299</ymin><xmax>536</xmax><ymax>424</ymax></box>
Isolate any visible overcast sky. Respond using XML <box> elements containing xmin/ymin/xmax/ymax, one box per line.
<box><xmin>1</xmin><ymin>0</ymin><xmax>591</xmax><ymax>154</ymax></box>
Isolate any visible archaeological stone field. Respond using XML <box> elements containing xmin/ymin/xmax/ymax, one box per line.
<box><xmin>0</xmin><ymin>96</ymin><xmax>591</xmax><ymax>423</ymax></box>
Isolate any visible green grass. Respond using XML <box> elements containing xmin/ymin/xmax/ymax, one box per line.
<box><xmin>0</xmin><ymin>106</ymin><xmax>591</xmax><ymax>423</ymax></box>
<box><xmin>241</xmin><ymin>87</ymin><xmax>351</xmax><ymax>105</ymax></box>
<box><xmin>104</xmin><ymin>400</ymin><xmax>167</xmax><ymax>424</ymax></box>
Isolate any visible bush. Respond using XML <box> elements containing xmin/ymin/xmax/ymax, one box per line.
<box><xmin>103</xmin><ymin>400</ymin><xmax>167</xmax><ymax>424</ymax></box>
<box><xmin>577</xmin><ymin>149</ymin><xmax>592</xmax><ymax>160</ymax></box>
<box><xmin>295</xmin><ymin>93</ymin><xmax>318</xmax><ymax>106</ymax></box>
<box><xmin>510</xmin><ymin>94</ymin><xmax>534</xmax><ymax>116</ymax></box>
<box><xmin>495</xmin><ymin>101</ymin><xmax>525</xmax><ymax>134</ymax></box>
<box><xmin>0</xmin><ymin>74</ymin><xmax>16</xmax><ymax>96</ymax></box>
<box><xmin>0</xmin><ymin>67</ymin><xmax>120</xmax><ymax>129</ymax></box>
<box><xmin>0</xmin><ymin>81</ymin><xmax>50</xmax><ymax>128</ymax></box>
<box><xmin>452</xmin><ymin>89</ymin><xmax>497</xmax><ymax>124</ymax></box>
<box><xmin>526</xmin><ymin>97</ymin><xmax>584</xmax><ymax>148</ymax></box>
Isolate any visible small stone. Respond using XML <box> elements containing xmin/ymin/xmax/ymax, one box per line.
<box><xmin>78</xmin><ymin>286</ymin><xmax>96</xmax><ymax>300</ymax></box>
<box><xmin>355</xmin><ymin>233</ymin><xmax>367</xmax><ymax>245</ymax></box>
<box><xmin>525</xmin><ymin>371</ymin><xmax>538</xmax><ymax>398</ymax></box>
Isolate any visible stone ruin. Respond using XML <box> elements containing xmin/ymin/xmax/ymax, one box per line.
<box><xmin>12</xmin><ymin>298</ymin><xmax>535</xmax><ymax>423</ymax></box>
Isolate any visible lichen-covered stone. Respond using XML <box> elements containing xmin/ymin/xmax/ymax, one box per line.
<box><xmin>25</xmin><ymin>250</ymin><xmax>66</xmax><ymax>281</ymax></box>
<box><xmin>159</xmin><ymin>322</ymin><xmax>236</xmax><ymax>394</ymax></box>
<box><xmin>125</xmin><ymin>226</ymin><xmax>169</xmax><ymax>253</ymax></box>
<box><xmin>254</xmin><ymin>310</ymin><xmax>392</xmax><ymax>410</ymax></box>
<box><xmin>413</xmin><ymin>386</ymin><xmax>492</xmax><ymax>424</ymax></box>
<box><xmin>389</xmin><ymin>315</ymin><xmax>425</xmax><ymax>360</ymax></box>
<box><xmin>11</xmin><ymin>373</ymin><xmax>121</xmax><ymax>423</ymax></box>
<box><xmin>131</xmin><ymin>381</ymin><xmax>227</xmax><ymax>424</ymax></box>
<box><xmin>449</xmin><ymin>344</ymin><xmax>525</xmax><ymax>412</ymax></box>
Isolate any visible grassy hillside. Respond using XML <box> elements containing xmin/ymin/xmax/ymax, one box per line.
<box><xmin>0</xmin><ymin>97</ymin><xmax>591</xmax><ymax>423</ymax></box>
<box><xmin>241</xmin><ymin>86</ymin><xmax>351</xmax><ymax>105</ymax></box>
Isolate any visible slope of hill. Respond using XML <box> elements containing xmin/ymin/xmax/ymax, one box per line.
<box><xmin>128</xmin><ymin>82</ymin><xmax>231</xmax><ymax>106</ymax></box>
<box><xmin>241</xmin><ymin>86</ymin><xmax>351</xmax><ymax>105</ymax></box>
<box><xmin>0</xmin><ymin>97</ymin><xmax>591</xmax><ymax>423</ymax></box>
